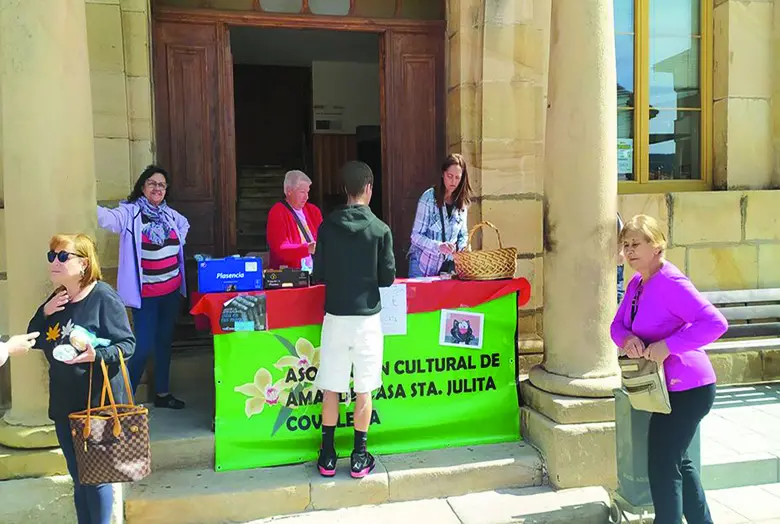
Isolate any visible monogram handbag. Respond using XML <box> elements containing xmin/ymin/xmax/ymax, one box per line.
<box><xmin>619</xmin><ymin>356</ymin><xmax>671</xmax><ymax>414</ymax></box>
<box><xmin>68</xmin><ymin>352</ymin><xmax>151</xmax><ymax>485</ymax></box>
<box><xmin>619</xmin><ymin>282</ymin><xmax>672</xmax><ymax>414</ymax></box>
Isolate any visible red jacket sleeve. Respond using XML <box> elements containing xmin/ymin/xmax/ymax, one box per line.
<box><xmin>267</xmin><ymin>203</ymin><xmax>309</xmax><ymax>268</ymax></box>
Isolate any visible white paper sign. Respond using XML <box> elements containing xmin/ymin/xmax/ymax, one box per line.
<box><xmin>380</xmin><ymin>284</ymin><xmax>407</xmax><ymax>336</ymax></box>
<box><xmin>617</xmin><ymin>138</ymin><xmax>633</xmax><ymax>176</ymax></box>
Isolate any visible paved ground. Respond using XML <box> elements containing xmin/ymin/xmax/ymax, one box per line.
<box><xmin>244</xmin><ymin>483</ymin><xmax>780</xmax><ymax>523</ymax></box>
<box><xmin>246</xmin><ymin>486</ymin><xmax>611</xmax><ymax>524</ymax></box>
<box><xmin>708</xmin><ymin>484</ymin><xmax>780</xmax><ymax>523</ymax></box>
<box><xmin>702</xmin><ymin>383</ymin><xmax>780</xmax><ymax>467</ymax></box>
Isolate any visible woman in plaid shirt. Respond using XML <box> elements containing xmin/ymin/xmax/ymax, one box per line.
<box><xmin>408</xmin><ymin>154</ymin><xmax>473</xmax><ymax>277</ymax></box>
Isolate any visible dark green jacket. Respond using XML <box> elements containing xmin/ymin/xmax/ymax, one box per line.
<box><xmin>312</xmin><ymin>205</ymin><xmax>396</xmax><ymax>316</ymax></box>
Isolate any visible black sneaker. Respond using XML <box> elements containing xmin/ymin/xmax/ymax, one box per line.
<box><xmin>154</xmin><ymin>394</ymin><xmax>186</xmax><ymax>410</ymax></box>
<box><xmin>350</xmin><ymin>451</ymin><xmax>375</xmax><ymax>479</ymax></box>
<box><xmin>317</xmin><ymin>449</ymin><xmax>337</xmax><ymax>477</ymax></box>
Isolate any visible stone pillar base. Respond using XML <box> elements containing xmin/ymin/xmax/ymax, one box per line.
<box><xmin>520</xmin><ymin>381</ymin><xmax>617</xmax><ymax>489</ymax></box>
<box><xmin>529</xmin><ymin>364</ymin><xmax>621</xmax><ymax>399</ymax></box>
<box><xmin>0</xmin><ymin>420</ymin><xmax>58</xmax><ymax>449</ymax></box>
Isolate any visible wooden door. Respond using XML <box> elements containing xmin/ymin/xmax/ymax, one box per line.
<box><xmin>153</xmin><ymin>20</ymin><xmax>236</xmax><ymax>345</ymax></box>
<box><xmin>383</xmin><ymin>27</ymin><xmax>445</xmax><ymax>277</ymax></box>
<box><xmin>153</xmin><ymin>20</ymin><xmax>236</xmax><ymax>261</ymax></box>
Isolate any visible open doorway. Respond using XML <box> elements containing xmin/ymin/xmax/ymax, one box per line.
<box><xmin>229</xmin><ymin>27</ymin><xmax>382</xmax><ymax>254</ymax></box>
<box><xmin>154</xmin><ymin>13</ymin><xmax>444</xmax><ymax>287</ymax></box>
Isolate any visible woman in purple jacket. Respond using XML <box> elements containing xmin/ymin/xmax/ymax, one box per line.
<box><xmin>98</xmin><ymin>165</ymin><xmax>190</xmax><ymax>409</ymax></box>
<box><xmin>611</xmin><ymin>215</ymin><xmax>727</xmax><ymax>524</ymax></box>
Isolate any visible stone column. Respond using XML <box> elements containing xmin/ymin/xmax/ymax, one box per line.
<box><xmin>520</xmin><ymin>0</ymin><xmax>621</xmax><ymax>489</ymax></box>
<box><xmin>0</xmin><ymin>0</ymin><xmax>97</xmax><ymax>448</ymax></box>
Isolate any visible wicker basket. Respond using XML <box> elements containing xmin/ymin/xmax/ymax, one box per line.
<box><xmin>453</xmin><ymin>221</ymin><xmax>517</xmax><ymax>281</ymax></box>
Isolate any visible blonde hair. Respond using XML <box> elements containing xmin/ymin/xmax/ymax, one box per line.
<box><xmin>49</xmin><ymin>234</ymin><xmax>103</xmax><ymax>288</ymax></box>
<box><xmin>619</xmin><ymin>215</ymin><xmax>667</xmax><ymax>254</ymax></box>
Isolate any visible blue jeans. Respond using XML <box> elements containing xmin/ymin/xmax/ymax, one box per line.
<box><xmin>408</xmin><ymin>253</ymin><xmax>425</xmax><ymax>278</ymax></box>
<box><xmin>54</xmin><ymin>419</ymin><xmax>113</xmax><ymax>524</ymax></box>
<box><xmin>129</xmin><ymin>291</ymin><xmax>181</xmax><ymax>394</ymax></box>
<box><xmin>617</xmin><ymin>265</ymin><xmax>625</xmax><ymax>304</ymax></box>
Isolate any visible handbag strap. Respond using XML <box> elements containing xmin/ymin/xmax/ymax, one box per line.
<box><xmin>281</xmin><ymin>200</ymin><xmax>312</xmax><ymax>243</ymax></box>
<box><xmin>439</xmin><ymin>205</ymin><xmax>447</xmax><ymax>244</ymax></box>
<box><xmin>630</xmin><ymin>282</ymin><xmax>644</xmax><ymax>326</ymax></box>
<box><xmin>438</xmin><ymin>195</ymin><xmax>459</xmax><ymax>255</ymax></box>
<box><xmin>84</xmin><ymin>362</ymin><xmax>120</xmax><ymax>439</ymax></box>
<box><xmin>118</xmin><ymin>351</ymin><xmax>135</xmax><ymax>406</ymax></box>
<box><xmin>97</xmin><ymin>352</ymin><xmax>134</xmax><ymax>407</ymax></box>
<box><xmin>83</xmin><ymin>351</ymin><xmax>132</xmax><ymax>440</ymax></box>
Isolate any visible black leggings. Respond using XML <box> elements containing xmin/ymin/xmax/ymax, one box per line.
<box><xmin>648</xmin><ymin>383</ymin><xmax>715</xmax><ymax>524</ymax></box>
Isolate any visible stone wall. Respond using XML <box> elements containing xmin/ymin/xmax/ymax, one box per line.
<box><xmin>619</xmin><ymin>191</ymin><xmax>780</xmax><ymax>290</ymax></box>
<box><xmin>714</xmin><ymin>0</ymin><xmax>777</xmax><ymax>189</ymax></box>
<box><xmin>86</xmin><ymin>0</ymin><xmax>154</xmax><ymax>286</ymax></box>
<box><xmin>447</xmin><ymin>0</ymin><xmax>550</xmax><ymax>374</ymax></box>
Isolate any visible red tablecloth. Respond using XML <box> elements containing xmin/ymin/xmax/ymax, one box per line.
<box><xmin>190</xmin><ymin>277</ymin><xmax>531</xmax><ymax>335</ymax></box>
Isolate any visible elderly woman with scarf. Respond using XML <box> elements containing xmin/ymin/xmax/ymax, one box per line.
<box><xmin>97</xmin><ymin>165</ymin><xmax>190</xmax><ymax>410</ymax></box>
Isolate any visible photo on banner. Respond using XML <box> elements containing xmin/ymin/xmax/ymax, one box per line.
<box><xmin>439</xmin><ymin>309</ymin><xmax>485</xmax><ymax>349</ymax></box>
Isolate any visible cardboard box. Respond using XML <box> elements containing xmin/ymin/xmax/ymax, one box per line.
<box><xmin>197</xmin><ymin>257</ymin><xmax>264</xmax><ymax>293</ymax></box>
<box><xmin>263</xmin><ymin>268</ymin><xmax>310</xmax><ymax>289</ymax></box>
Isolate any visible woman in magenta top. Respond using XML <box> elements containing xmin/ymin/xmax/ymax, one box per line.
<box><xmin>611</xmin><ymin>214</ymin><xmax>726</xmax><ymax>524</ymax></box>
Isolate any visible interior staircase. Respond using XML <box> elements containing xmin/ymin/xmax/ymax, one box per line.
<box><xmin>236</xmin><ymin>165</ymin><xmax>288</xmax><ymax>254</ymax></box>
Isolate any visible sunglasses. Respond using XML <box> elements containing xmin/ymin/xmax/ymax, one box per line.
<box><xmin>47</xmin><ymin>250</ymin><xmax>80</xmax><ymax>263</ymax></box>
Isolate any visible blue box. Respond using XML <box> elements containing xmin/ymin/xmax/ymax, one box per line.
<box><xmin>197</xmin><ymin>257</ymin><xmax>264</xmax><ymax>293</ymax></box>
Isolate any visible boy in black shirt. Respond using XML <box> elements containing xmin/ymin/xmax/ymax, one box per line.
<box><xmin>312</xmin><ymin>161</ymin><xmax>396</xmax><ymax>478</ymax></box>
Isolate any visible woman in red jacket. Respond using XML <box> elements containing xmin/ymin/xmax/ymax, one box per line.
<box><xmin>266</xmin><ymin>170</ymin><xmax>324</xmax><ymax>270</ymax></box>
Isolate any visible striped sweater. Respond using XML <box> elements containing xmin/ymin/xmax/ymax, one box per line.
<box><xmin>140</xmin><ymin>215</ymin><xmax>182</xmax><ymax>298</ymax></box>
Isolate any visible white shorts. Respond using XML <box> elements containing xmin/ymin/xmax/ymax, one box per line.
<box><xmin>315</xmin><ymin>313</ymin><xmax>384</xmax><ymax>394</ymax></box>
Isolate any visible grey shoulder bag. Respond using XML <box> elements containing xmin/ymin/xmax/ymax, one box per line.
<box><xmin>618</xmin><ymin>283</ymin><xmax>672</xmax><ymax>414</ymax></box>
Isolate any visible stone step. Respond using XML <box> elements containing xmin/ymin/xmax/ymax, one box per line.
<box><xmin>702</xmin><ymin>452</ymin><xmax>780</xmax><ymax>491</ymax></box>
<box><xmin>242</xmin><ymin>486</ymin><xmax>611</xmax><ymax>524</ymax></box>
<box><xmin>123</xmin><ymin>442</ymin><xmax>544</xmax><ymax>524</ymax></box>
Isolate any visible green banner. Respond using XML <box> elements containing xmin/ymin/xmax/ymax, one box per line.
<box><xmin>214</xmin><ymin>293</ymin><xmax>520</xmax><ymax>471</ymax></box>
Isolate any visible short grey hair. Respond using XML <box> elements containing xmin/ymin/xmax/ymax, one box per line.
<box><xmin>283</xmin><ymin>170</ymin><xmax>312</xmax><ymax>193</ymax></box>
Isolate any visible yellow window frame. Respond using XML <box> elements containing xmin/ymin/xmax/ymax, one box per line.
<box><xmin>618</xmin><ymin>0</ymin><xmax>712</xmax><ymax>194</ymax></box>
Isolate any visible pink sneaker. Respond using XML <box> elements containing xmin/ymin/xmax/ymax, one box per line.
<box><xmin>317</xmin><ymin>449</ymin><xmax>337</xmax><ymax>477</ymax></box>
<box><xmin>350</xmin><ymin>451</ymin><xmax>375</xmax><ymax>479</ymax></box>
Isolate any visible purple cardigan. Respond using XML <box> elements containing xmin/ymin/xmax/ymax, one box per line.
<box><xmin>97</xmin><ymin>202</ymin><xmax>189</xmax><ymax>309</ymax></box>
<box><xmin>611</xmin><ymin>262</ymin><xmax>727</xmax><ymax>392</ymax></box>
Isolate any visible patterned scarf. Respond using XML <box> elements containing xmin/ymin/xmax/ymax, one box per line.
<box><xmin>137</xmin><ymin>196</ymin><xmax>171</xmax><ymax>246</ymax></box>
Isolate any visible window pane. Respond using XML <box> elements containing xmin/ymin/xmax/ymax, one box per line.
<box><xmin>618</xmin><ymin>110</ymin><xmax>635</xmax><ymax>181</ymax></box>
<box><xmin>649</xmin><ymin>110</ymin><xmax>701</xmax><ymax>180</ymax></box>
<box><xmin>649</xmin><ymin>37</ymin><xmax>699</xmax><ymax>108</ymax></box>
<box><xmin>309</xmin><ymin>0</ymin><xmax>349</xmax><ymax>15</ymax></box>
<box><xmin>354</xmin><ymin>0</ymin><xmax>396</xmax><ymax>17</ymax></box>
<box><xmin>650</xmin><ymin>0</ymin><xmax>700</xmax><ymax>36</ymax></box>
<box><xmin>614</xmin><ymin>0</ymin><xmax>634</xmax><ymax>34</ymax></box>
<box><xmin>260</xmin><ymin>0</ymin><xmax>302</xmax><ymax>13</ymax></box>
<box><xmin>616</xmin><ymin>34</ymin><xmax>634</xmax><ymax>105</ymax></box>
